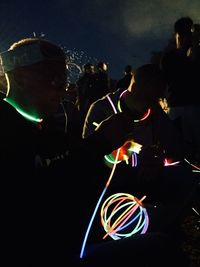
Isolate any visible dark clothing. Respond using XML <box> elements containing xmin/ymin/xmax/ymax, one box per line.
<box><xmin>0</xmin><ymin>99</ymin><xmax>195</xmax><ymax>266</ymax></box>
<box><xmin>82</xmin><ymin>88</ymin><xmax>197</xmax><ymax>239</ymax></box>
<box><xmin>76</xmin><ymin>72</ymin><xmax>96</xmax><ymax>117</ymax></box>
<box><xmin>0</xmin><ymin>99</ymin><xmax>110</xmax><ymax>266</ymax></box>
<box><xmin>91</xmin><ymin>71</ymin><xmax>111</xmax><ymax>102</ymax></box>
<box><xmin>80</xmin><ymin>232</ymin><xmax>190</xmax><ymax>267</ymax></box>
<box><xmin>161</xmin><ymin>49</ymin><xmax>200</xmax><ymax>162</ymax></box>
<box><xmin>83</xmin><ymin>88</ymin><xmax>185</xmax><ymax>159</ymax></box>
<box><xmin>115</xmin><ymin>73</ymin><xmax>132</xmax><ymax>90</ymax></box>
<box><xmin>161</xmin><ymin>49</ymin><xmax>199</xmax><ymax>106</ymax></box>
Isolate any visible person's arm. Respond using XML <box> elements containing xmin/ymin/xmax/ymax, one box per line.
<box><xmin>82</xmin><ymin>102</ymin><xmax>98</xmax><ymax>138</ymax></box>
<box><xmin>82</xmin><ymin>111</ymin><xmax>134</xmax><ymax>158</ymax></box>
<box><xmin>82</xmin><ymin>97</ymin><xmax>113</xmax><ymax>139</ymax></box>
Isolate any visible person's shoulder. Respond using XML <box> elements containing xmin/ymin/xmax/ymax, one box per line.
<box><xmin>91</xmin><ymin>91</ymin><xmax>113</xmax><ymax>105</ymax></box>
<box><xmin>88</xmin><ymin>96</ymin><xmax>107</xmax><ymax>114</ymax></box>
<box><xmin>86</xmin><ymin>91</ymin><xmax>116</xmax><ymax>120</ymax></box>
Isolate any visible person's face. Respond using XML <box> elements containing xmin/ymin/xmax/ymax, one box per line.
<box><xmin>18</xmin><ymin>60</ymin><xmax>67</xmax><ymax>118</ymax></box>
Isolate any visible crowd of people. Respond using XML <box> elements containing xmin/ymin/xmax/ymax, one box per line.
<box><xmin>0</xmin><ymin>16</ymin><xmax>199</xmax><ymax>267</ymax></box>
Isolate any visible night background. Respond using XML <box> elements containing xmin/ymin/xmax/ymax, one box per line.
<box><xmin>0</xmin><ymin>0</ymin><xmax>199</xmax><ymax>265</ymax></box>
<box><xmin>0</xmin><ymin>0</ymin><xmax>200</xmax><ymax>82</ymax></box>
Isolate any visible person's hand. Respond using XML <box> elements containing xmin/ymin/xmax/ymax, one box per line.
<box><xmin>104</xmin><ymin>139</ymin><xmax>143</xmax><ymax>168</ymax></box>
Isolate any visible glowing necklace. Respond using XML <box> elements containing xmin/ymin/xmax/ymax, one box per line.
<box><xmin>80</xmin><ymin>90</ymin><xmax>151</xmax><ymax>258</ymax></box>
<box><xmin>104</xmin><ymin>89</ymin><xmax>151</xmax><ymax>167</ymax></box>
<box><xmin>4</xmin><ymin>98</ymin><xmax>43</xmax><ymax>123</ymax></box>
<box><xmin>116</xmin><ymin>89</ymin><xmax>151</xmax><ymax>122</ymax></box>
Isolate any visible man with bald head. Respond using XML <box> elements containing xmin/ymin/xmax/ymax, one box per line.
<box><xmin>0</xmin><ymin>37</ymin><xmax>139</xmax><ymax>266</ymax></box>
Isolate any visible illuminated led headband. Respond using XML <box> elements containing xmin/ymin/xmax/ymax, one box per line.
<box><xmin>0</xmin><ymin>42</ymin><xmax>66</xmax><ymax>73</ymax></box>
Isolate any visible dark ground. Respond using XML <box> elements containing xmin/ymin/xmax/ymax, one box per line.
<box><xmin>181</xmin><ymin>192</ymin><xmax>200</xmax><ymax>267</ymax></box>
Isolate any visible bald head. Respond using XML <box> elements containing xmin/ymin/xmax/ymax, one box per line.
<box><xmin>1</xmin><ymin>38</ymin><xmax>66</xmax><ymax>73</ymax></box>
<box><xmin>1</xmin><ymin>38</ymin><xmax>68</xmax><ymax>120</ymax></box>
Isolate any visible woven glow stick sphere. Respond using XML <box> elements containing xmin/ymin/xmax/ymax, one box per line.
<box><xmin>100</xmin><ymin>193</ymin><xmax>149</xmax><ymax>240</ymax></box>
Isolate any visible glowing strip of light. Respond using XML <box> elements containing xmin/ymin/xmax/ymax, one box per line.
<box><xmin>103</xmin><ymin>200</ymin><xmax>141</xmax><ymax>239</ymax></box>
<box><xmin>192</xmin><ymin>207</ymin><xmax>200</xmax><ymax>216</ymax></box>
<box><xmin>184</xmin><ymin>158</ymin><xmax>200</xmax><ymax>170</ymax></box>
<box><xmin>80</xmin><ymin>91</ymin><xmax>150</xmax><ymax>257</ymax></box>
<box><xmin>192</xmin><ymin>170</ymin><xmax>200</xmax><ymax>173</ymax></box>
<box><xmin>101</xmin><ymin>193</ymin><xmax>149</xmax><ymax>240</ymax></box>
<box><xmin>104</xmin><ymin>154</ymin><xmax>121</xmax><ymax>164</ymax></box>
<box><xmin>80</xmin><ymin>147</ymin><xmax>121</xmax><ymax>259</ymax></box>
<box><xmin>106</xmin><ymin>92</ymin><xmax>139</xmax><ymax>167</ymax></box>
<box><xmin>116</xmin><ymin>207</ymin><xmax>147</xmax><ymax>236</ymax></box>
<box><xmin>4</xmin><ymin>98</ymin><xmax>43</xmax><ymax>123</ymax></box>
<box><xmin>131</xmin><ymin>152</ymin><xmax>137</xmax><ymax>167</ymax></box>
<box><xmin>104</xmin><ymin>141</ymin><xmax>140</xmax><ymax>166</ymax></box>
<box><xmin>116</xmin><ymin>89</ymin><xmax>151</xmax><ymax>122</ymax></box>
<box><xmin>117</xmin><ymin>89</ymin><xmax>128</xmax><ymax>113</ymax></box>
<box><xmin>164</xmin><ymin>158</ymin><xmax>180</xmax><ymax>166</ymax></box>
<box><xmin>101</xmin><ymin>194</ymin><xmax>146</xmax><ymax>237</ymax></box>
<box><xmin>103</xmin><ymin>94</ymin><xmax>123</xmax><ymax>166</ymax></box>
<box><xmin>106</xmin><ymin>94</ymin><xmax>118</xmax><ymax>114</ymax></box>
<box><xmin>94</xmin><ymin>94</ymin><xmax>122</xmax><ymax>165</ymax></box>
<box><xmin>92</xmin><ymin>121</ymin><xmax>99</xmax><ymax>127</ymax></box>
<box><xmin>14</xmin><ymin>107</ymin><xmax>43</xmax><ymax>123</ymax></box>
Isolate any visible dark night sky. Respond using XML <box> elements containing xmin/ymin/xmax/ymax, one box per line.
<box><xmin>0</xmin><ymin>0</ymin><xmax>200</xmax><ymax>81</ymax></box>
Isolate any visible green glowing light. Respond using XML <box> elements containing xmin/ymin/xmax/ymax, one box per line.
<box><xmin>4</xmin><ymin>98</ymin><xmax>43</xmax><ymax>123</ymax></box>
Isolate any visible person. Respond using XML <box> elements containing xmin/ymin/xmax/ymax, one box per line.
<box><xmin>115</xmin><ymin>64</ymin><xmax>133</xmax><ymax>91</ymax></box>
<box><xmin>174</xmin><ymin>16</ymin><xmax>193</xmax><ymax>54</ymax></box>
<box><xmin>1</xmin><ymin>38</ymin><xmax>191</xmax><ymax>267</ymax></box>
<box><xmin>161</xmin><ymin>16</ymin><xmax>200</xmax><ymax>165</ymax></box>
<box><xmin>91</xmin><ymin>61</ymin><xmax>111</xmax><ymax>101</ymax></box>
<box><xmin>76</xmin><ymin>62</ymin><xmax>96</xmax><ymax>121</ymax></box>
<box><xmin>82</xmin><ymin>63</ymin><xmax>197</xmax><ymax>241</ymax></box>
<box><xmin>0</xmin><ymin>37</ymin><xmax>134</xmax><ymax>265</ymax></box>
<box><xmin>0</xmin><ymin>38</ymin><xmax>194</xmax><ymax>267</ymax></box>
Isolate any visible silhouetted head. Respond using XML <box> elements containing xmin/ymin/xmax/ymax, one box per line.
<box><xmin>0</xmin><ymin>37</ymin><xmax>67</xmax><ymax>120</ymax></box>
<box><xmin>174</xmin><ymin>17</ymin><xmax>193</xmax><ymax>35</ymax></box>
<box><xmin>124</xmin><ymin>65</ymin><xmax>132</xmax><ymax>74</ymax></box>
<box><xmin>174</xmin><ymin>17</ymin><xmax>193</xmax><ymax>51</ymax></box>
<box><xmin>83</xmin><ymin>63</ymin><xmax>95</xmax><ymax>73</ymax></box>
<box><xmin>124</xmin><ymin>63</ymin><xmax>167</xmax><ymax>113</ymax></box>
<box><xmin>97</xmin><ymin>61</ymin><xmax>108</xmax><ymax>72</ymax></box>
